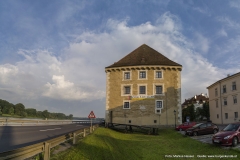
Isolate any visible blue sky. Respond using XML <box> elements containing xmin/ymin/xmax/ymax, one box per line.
<box><xmin>0</xmin><ymin>0</ymin><xmax>240</xmax><ymax>118</ymax></box>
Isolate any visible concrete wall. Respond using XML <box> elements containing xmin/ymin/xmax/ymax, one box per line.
<box><xmin>105</xmin><ymin>65</ymin><xmax>182</xmax><ymax>126</ymax></box>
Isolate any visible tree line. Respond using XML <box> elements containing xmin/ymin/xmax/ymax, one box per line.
<box><xmin>0</xmin><ymin>99</ymin><xmax>73</xmax><ymax>119</ymax></box>
<box><xmin>182</xmin><ymin>102</ymin><xmax>210</xmax><ymax>122</ymax></box>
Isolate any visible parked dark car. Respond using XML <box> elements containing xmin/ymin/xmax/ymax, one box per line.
<box><xmin>176</xmin><ymin>122</ymin><xmax>196</xmax><ymax>131</ymax></box>
<box><xmin>185</xmin><ymin>122</ymin><xmax>218</xmax><ymax>136</ymax></box>
<box><xmin>212</xmin><ymin>123</ymin><xmax>240</xmax><ymax>147</ymax></box>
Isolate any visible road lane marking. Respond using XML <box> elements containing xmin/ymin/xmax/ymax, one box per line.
<box><xmin>40</xmin><ymin>128</ymin><xmax>61</xmax><ymax>131</ymax></box>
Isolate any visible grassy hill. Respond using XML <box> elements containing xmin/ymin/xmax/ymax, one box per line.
<box><xmin>51</xmin><ymin>127</ymin><xmax>240</xmax><ymax>160</ymax></box>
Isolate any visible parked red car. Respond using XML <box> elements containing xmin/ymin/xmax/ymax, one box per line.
<box><xmin>212</xmin><ymin>123</ymin><xmax>240</xmax><ymax>147</ymax></box>
<box><xmin>185</xmin><ymin>122</ymin><xmax>218</xmax><ymax>136</ymax></box>
<box><xmin>176</xmin><ymin>122</ymin><xmax>196</xmax><ymax>131</ymax></box>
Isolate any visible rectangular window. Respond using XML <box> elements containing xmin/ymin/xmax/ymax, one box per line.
<box><xmin>156</xmin><ymin>101</ymin><xmax>163</xmax><ymax>108</ymax></box>
<box><xmin>139</xmin><ymin>71</ymin><xmax>146</xmax><ymax>79</ymax></box>
<box><xmin>123</xmin><ymin>102</ymin><xmax>130</xmax><ymax>109</ymax></box>
<box><xmin>233</xmin><ymin>95</ymin><xmax>237</xmax><ymax>104</ymax></box>
<box><xmin>217</xmin><ymin>114</ymin><xmax>219</xmax><ymax>119</ymax></box>
<box><xmin>124</xmin><ymin>72</ymin><xmax>130</xmax><ymax>80</ymax></box>
<box><xmin>223</xmin><ymin>85</ymin><xmax>227</xmax><ymax>93</ymax></box>
<box><xmin>224</xmin><ymin>98</ymin><xmax>227</xmax><ymax>106</ymax></box>
<box><xmin>216</xmin><ymin>99</ymin><xmax>218</xmax><ymax>108</ymax></box>
<box><xmin>235</xmin><ymin>112</ymin><xmax>238</xmax><ymax>119</ymax></box>
<box><xmin>139</xmin><ymin>86</ymin><xmax>146</xmax><ymax>94</ymax></box>
<box><xmin>155</xmin><ymin>71</ymin><xmax>162</xmax><ymax>78</ymax></box>
<box><xmin>225</xmin><ymin>113</ymin><xmax>228</xmax><ymax>119</ymax></box>
<box><xmin>215</xmin><ymin>88</ymin><xmax>218</xmax><ymax>96</ymax></box>
<box><xmin>156</xmin><ymin>86</ymin><xmax>163</xmax><ymax>94</ymax></box>
<box><xmin>124</xmin><ymin>86</ymin><xmax>130</xmax><ymax>94</ymax></box>
<box><xmin>154</xmin><ymin>120</ymin><xmax>157</xmax><ymax>123</ymax></box>
<box><xmin>232</xmin><ymin>82</ymin><xmax>237</xmax><ymax>91</ymax></box>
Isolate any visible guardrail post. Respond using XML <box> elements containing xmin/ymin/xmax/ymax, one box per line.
<box><xmin>90</xmin><ymin>127</ymin><xmax>92</xmax><ymax>133</ymax></box>
<box><xmin>83</xmin><ymin>129</ymin><xmax>86</xmax><ymax>137</ymax></box>
<box><xmin>73</xmin><ymin>133</ymin><xmax>76</xmax><ymax>144</ymax></box>
<box><xmin>44</xmin><ymin>142</ymin><xmax>50</xmax><ymax>160</ymax></box>
<box><xmin>93</xmin><ymin>126</ymin><xmax>95</xmax><ymax>131</ymax></box>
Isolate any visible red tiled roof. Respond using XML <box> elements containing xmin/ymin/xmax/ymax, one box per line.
<box><xmin>106</xmin><ymin>44</ymin><xmax>182</xmax><ymax>68</ymax></box>
<box><xmin>182</xmin><ymin>94</ymin><xmax>209</xmax><ymax>106</ymax></box>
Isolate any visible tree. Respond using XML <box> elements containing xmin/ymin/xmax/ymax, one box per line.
<box><xmin>8</xmin><ymin>107</ymin><xmax>14</xmax><ymax>115</ymax></box>
<box><xmin>202</xmin><ymin>102</ymin><xmax>210</xmax><ymax>120</ymax></box>
<box><xmin>25</xmin><ymin>108</ymin><xmax>37</xmax><ymax>117</ymax></box>
<box><xmin>68</xmin><ymin>114</ymin><xmax>73</xmax><ymax>119</ymax></box>
<box><xmin>182</xmin><ymin>104</ymin><xmax>196</xmax><ymax>122</ymax></box>
<box><xmin>42</xmin><ymin>110</ymin><xmax>49</xmax><ymax>119</ymax></box>
<box><xmin>14</xmin><ymin>103</ymin><xmax>25</xmax><ymax>116</ymax></box>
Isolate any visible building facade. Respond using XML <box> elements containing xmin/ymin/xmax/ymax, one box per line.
<box><xmin>182</xmin><ymin>94</ymin><xmax>209</xmax><ymax>110</ymax></box>
<box><xmin>105</xmin><ymin>44</ymin><xmax>182</xmax><ymax>126</ymax></box>
<box><xmin>207</xmin><ymin>72</ymin><xmax>240</xmax><ymax>124</ymax></box>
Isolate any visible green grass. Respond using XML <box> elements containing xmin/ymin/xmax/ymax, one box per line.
<box><xmin>51</xmin><ymin>128</ymin><xmax>240</xmax><ymax>160</ymax></box>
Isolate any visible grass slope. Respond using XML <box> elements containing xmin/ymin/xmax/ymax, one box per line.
<box><xmin>51</xmin><ymin>128</ymin><xmax>240</xmax><ymax>160</ymax></box>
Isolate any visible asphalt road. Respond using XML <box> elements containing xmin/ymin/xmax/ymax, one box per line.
<box><xmin>0</xmin><ymin>123</ymin><xmax>92</xmax><ymax>153</ymax></box>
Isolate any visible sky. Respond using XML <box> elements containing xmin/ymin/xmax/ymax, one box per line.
<box><xmin>0</xmin><ymin>0</ymin><xmax>240</xmax><ymax>118</ymax></box>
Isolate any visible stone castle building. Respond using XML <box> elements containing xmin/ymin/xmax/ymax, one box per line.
<box><xmin>105</xmin><ymin>44</ymin><xmax>182</xmax><ymax>126</ymax></box>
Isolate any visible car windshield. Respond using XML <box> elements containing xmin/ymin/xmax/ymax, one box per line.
<box><xmin>192</xmin><ymin>123</ymin><xmax>202</xmax><ymax>128</ymax></box>
<box><xmin>223</xmin><ymin>124</ymin><xmax>240</xmax><ymax>131</ymax></box>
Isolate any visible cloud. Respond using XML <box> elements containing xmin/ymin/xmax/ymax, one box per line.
<box><xmin>192</xmin><ymin>33</ymin><xmax>210</xmax><ymax>54</ymax></box>
<box><xmin>217</xmin><ymin>28</ymin><xmax>228</xmax><ymax>37</ymax></box>
<box><xmin>217</xmin><ymin>16</ymin><xmax>240</xmax><ymax>29</ymax></box>
<box><xmin>0</xmin><ymin>12</ymin><xmax>239</xmax><ymax>117</ymax></box>
<box><xmin>43</xmin><ymin>75</ymin><xmax>105</xmax><ymax>101</ymax></box>
<box><xmin>229</xmin><ymin>1</ymin><xmax>240</xmax><ymax>10</ymax></box>
<box><xmin>192</xmin><ymin>7</ymin><xmax>211</xmax><ymax>16</ymax></box>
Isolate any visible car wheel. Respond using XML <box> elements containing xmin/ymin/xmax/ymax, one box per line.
<box><xmin>179</xmin><ymin>128</ymin><xmax>182</xmax><ymax>131</ymax></box>
<box><xmin>213</xmin><ymin>129</ymin><xmax>218</xmax><ymax>134</ymax></box>
<box><xmin>232</xmin><ymin>137</ymin><xmax>238</xmax><ymax>147</ymax></box>
<box><xmin>193</xmin><ymin>131</ymin><xmax>198</xmax><ymax>136</ymax></box>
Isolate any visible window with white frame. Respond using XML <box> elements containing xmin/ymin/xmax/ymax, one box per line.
<box><xmin>233</xmin><ymin>95</ymin><xmax>237</xmax><ymax>104</ymax></box>
<box><xmin>235</xmin><ymin>112</ymin><xmax>238</xmax><ymax>119</ymax></box>
<box><xmin>223</xmin><ymin>98</ymin><xmax>227</xmax><ymax>106</ymax></box>
<box><xmin>215</xmin><ymin>99</ymin><xmax>218</xmax><ymax>108</ymax></box>
<box><xmin>139</xmin><ymin>71</ymin><xmax>146</xmax><ymax>79</ymax></box>
<box><xmin>215</xmin><ymin>88</ymin><xmax>218</xmax><ymax>96</ymax></box>
<box><xmin>223</xmin><ymin>85</ymin><xmax>227</xmax><ymax>93</ymax></box>
<box><xmin>155</xmin><ymin>85</ymin><xmax>163</xmax><ymax>94</ymax></box>
<box><xmin>156</xmin><ymin>100</ymin><xmax>163</xmax><ymax>108</ymax></box>
<box><xmin>232</xmin><ymin>82</ymin><xmax>237</xmax><ymax>91</ymax></box>
<box><xmin>124</xmin><ymin>72</ymin><xmax>130</xmax><ymax>80</ymax></box>
<box><xmin>139</xmin><ymin>86</ymin><xmax>146</xmax><ymax>94</ymax></box>
<box><xmin>155</xmin><ymin>71</ymin><xmax>162</xmax><ymax>79</ymax></box>
<box><xmin>123</xmin><ymin>101</ymin><xmax>130</xmax><ymax>109</ymax></box>
<box><xmin>225</xmin><ymin>113</ymin><xmax>228</xmax><ymax>119</ymax></box>
<box><xmin>155</xmin><ymin>100</ymin><xmax>163</xmax><ymax>114</ymax></box>
<box><xmin>121</xmin><ymin>84</ymin><xmax>132</xmax><ymax>96</ymax></box>
<box><xmin>124</xmin><ymin>86</ymin><xmax>131</xmax><ymax>94</ymax></box>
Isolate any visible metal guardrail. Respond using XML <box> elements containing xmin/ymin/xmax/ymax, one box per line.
<box><xmin>0</xmin><ymin>118</ymin><xmax>73</xmax><ymax>126</ymax></box>
<box><xmin>0</xmin><ymin>124</ymin><xmax>99</xmax><ymax>160</ymax></box>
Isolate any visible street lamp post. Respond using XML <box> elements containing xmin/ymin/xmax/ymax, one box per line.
<box><xmin>174</xmin><ymin>110</ymin><xmax>176</xmax><ymax>128</ymax></box>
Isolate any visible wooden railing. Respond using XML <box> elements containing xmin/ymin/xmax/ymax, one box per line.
<box><xmin>0</xmin><ymin>124</ymin><xmax>98</xmax><ymax>160</ymax></box>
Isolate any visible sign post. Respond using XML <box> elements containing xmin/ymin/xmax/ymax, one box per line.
<box><xmin>88</xmin><ymin>111</ymin><xmax>96</xmax><ymax>133</ymax></box>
